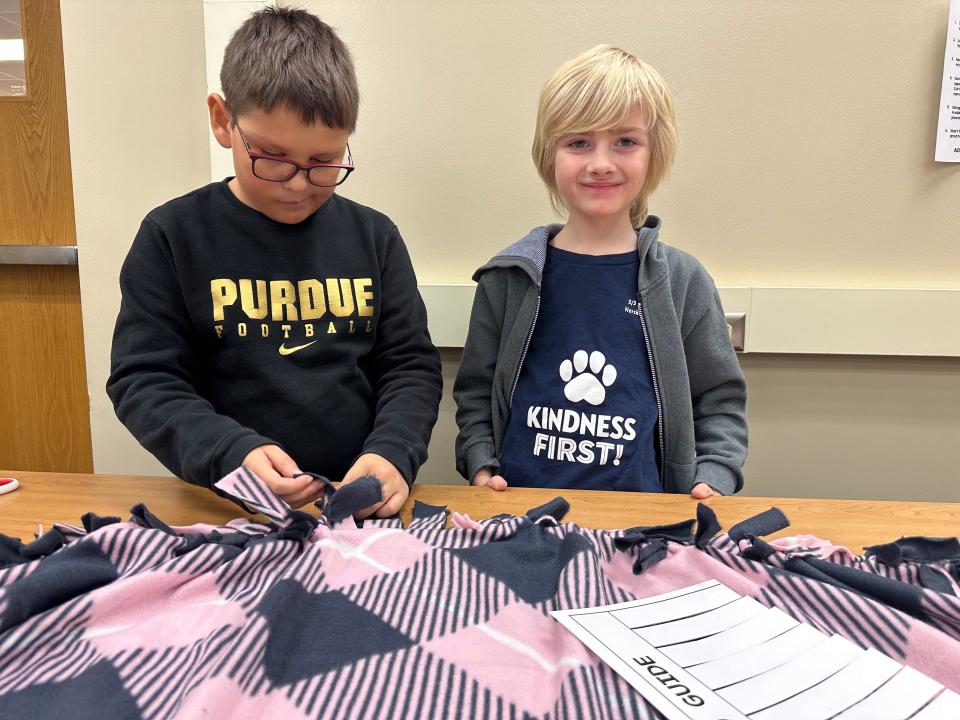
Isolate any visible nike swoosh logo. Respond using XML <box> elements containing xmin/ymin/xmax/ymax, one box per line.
<box><xmin>278</xmin><ymin>340</ymin><xmax>318</xmax><ymax>356</ymax></box>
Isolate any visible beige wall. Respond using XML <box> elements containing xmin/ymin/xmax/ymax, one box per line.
<box><xmin>308</xmin><ymin>0</ymin><xmax>960</xmax><ymax>288</ymax></box>
<box><xmin>63</xmin><ymin>0</ymin><xmax>210</xmax><ymax>477</ymax></box>
<box><xmin>62</xmin><ymin>2</ymin><xmax>960</xmax><ymax>501</ymax></box>
<box><xmin>738</xmin><ymin>354</ymin><xmax>960</xmax><ymax>501</ymax></box>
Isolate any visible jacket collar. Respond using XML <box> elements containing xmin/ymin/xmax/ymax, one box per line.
<box><xmin>474</xmin><ymin>215</ymin><xmax>662</xmax><ymax>287</ymax></box>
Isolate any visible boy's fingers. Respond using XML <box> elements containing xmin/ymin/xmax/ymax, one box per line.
<box><xmin>268</xmin><ymin>474</ymin><xmax>314</xmax><ymax>497</ymax></box>
<box><xmin>487</xmin><ymin>475</ymin><xmax>508</xmax><ymax>491</ymax></box>
<box><xmin>690</xmin><ymin>483</ymin><xmax>715</xmax><ymax>499</ymax></box>
<box><xmin>471</xmin><ymin>468</ymin><xmax>492</xmax><ymax>487</ymax></box>
<box><xmin>473</xmin><ymin>472</ymin><xmax>507</xmax><ymax>491</ymax></box>
<box><xmin>353</xmin><ymin>500</ymin><xmax>384</xmax><ymax>520</ymax></box>
<box><xmin>245</xmin><ymin>456</ymin><xmax>281</xmax><ymax>486</ymax></box>
<box><xmin>355</xmin><ymin>482</ymin><xmax>404</xmax><ymax>518</ymax></box>
<box><xmin>263</xmin><ymin>445</ymin><xmax>300</xmax><ymax>477</ymax></box>
<box><xmin>282</xmin><ymin>480</ymin><xmax>324</xmax><ymax>509</ymax></box>
<box><xmin>340</xmin><ymin>471</ymin><xmax>365</xmax><ymax>488</ymax></box>
<box><xmin>375</xmin><ymin>491</ymin><xmax>406</xmax><ymax>518</ymax></box>
<box><xmin>340</xmin><ymin>460</ymin><xmax>374</xmax><ymax>486</ymax></box>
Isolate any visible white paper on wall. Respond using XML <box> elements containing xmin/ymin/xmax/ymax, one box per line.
<box><xmin>935</xmin><ymin>0</ymin><xmax>960</xmax><ymax>161</ymax></box>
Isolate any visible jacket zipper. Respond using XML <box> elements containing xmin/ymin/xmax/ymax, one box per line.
<box><xmin>509</xmin><ymin>294</ymin><xmax>541</xmax><ymax>408</ymax></box>
<box><xmin>636</xmin><ymin>293</ymin><xmax>665</xmax><ymax>487</ymax></box>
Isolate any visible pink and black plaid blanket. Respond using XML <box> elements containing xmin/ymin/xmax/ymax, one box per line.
<box><xmin>1</xmin><ymin>468</ymin><xmax>958</xmax><ymax>719</ymax></box>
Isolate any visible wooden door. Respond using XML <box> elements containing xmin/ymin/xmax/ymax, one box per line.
<box><xmin>0</xmin><ymin>0</ymin><xmax>92</xmax><ymax>472</ymax></box>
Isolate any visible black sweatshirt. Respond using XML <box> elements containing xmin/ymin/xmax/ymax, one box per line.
<box><xmin>107</xmin><ymin>181</ymin><xmax>442</xmax><ymax>489</ymax></box>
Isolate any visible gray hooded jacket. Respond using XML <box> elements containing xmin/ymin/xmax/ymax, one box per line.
<box><xmin>453</xmin><ymin>217</ymin><xmax>747</xmax><ymax>495</ymax></box>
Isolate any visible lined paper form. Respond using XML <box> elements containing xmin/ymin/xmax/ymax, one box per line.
<box><xmin>832</xmin><ymin>666</ymin><xmax>947</xmax><ymax>720</ymax></box>
<box><xmin>661</xmin><ymin>606</ymin><xmax>798</xmax><ymax>668</ymax></box>
<box><xmin>552</xmin><ymin>579</ymin><xmax>951</xmax><ymax>720</ymax></box>
<box><xmin>935</xmin><ymin>0</ymin><xmax>960</xmax><ymax>161</ymax></box>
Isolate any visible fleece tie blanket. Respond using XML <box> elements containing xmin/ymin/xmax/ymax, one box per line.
<box><xmin>1</xmin><ymin>468</ymin><xmax>958</xmax><ymax>719</ymax></box>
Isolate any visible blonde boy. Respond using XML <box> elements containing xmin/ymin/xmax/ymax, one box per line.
<box><xmin>454</xmin><ymin>45</ymin><xmax>746</xmax><ymax>497</ymax></box>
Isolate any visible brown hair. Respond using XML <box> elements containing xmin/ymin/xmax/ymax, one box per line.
<box><xmin>220</xmin><ymin>7</ymin><xmax>359</xmax><ymax>131</ymax></box>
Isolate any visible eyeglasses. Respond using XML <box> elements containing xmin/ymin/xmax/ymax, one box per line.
<box><xmin>234</xmin><ymin>120</ymin><xmax>354</xmax><ymax>187</ymax></box>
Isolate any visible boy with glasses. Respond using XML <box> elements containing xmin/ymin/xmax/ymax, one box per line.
<box><xmin>108</xmin><ymin>8</ymin><xmax>442</xmax><ymax>517</ymax></box>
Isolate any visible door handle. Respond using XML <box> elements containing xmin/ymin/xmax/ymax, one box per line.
<box><xmin>0</xmin><ymin>245</ymin><xmax>78</xmax><ymax>265</ymax></box>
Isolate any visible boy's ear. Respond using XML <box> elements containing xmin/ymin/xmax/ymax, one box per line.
<box><xmin>208</xmin><ymin>93</ymin><xmax>234</xmax><ymax>150</ymax></box>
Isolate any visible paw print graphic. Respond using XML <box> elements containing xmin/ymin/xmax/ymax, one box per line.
<box><xmin>559</xmin><ymin>350</ymin><xmax>617</xmax><ymax>406</ymax></box>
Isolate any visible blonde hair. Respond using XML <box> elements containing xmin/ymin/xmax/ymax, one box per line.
<box><xmin>532</xmin><ymin>45</ymin><xmax>678</xmax><ymax>227</ymax></box>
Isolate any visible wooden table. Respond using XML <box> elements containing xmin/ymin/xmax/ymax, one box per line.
<box><xmin>2</xmin><ymin>470</ymin><xmax>958</xmax><ymax>553</ymax></box>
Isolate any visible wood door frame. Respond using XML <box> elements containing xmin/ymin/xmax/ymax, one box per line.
<box><xmin>0</xmin><ymin>0</ymin><xmax>92</xmax><ymax>473</ymax></box>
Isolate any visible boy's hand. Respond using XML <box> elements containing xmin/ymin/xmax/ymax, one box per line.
<box><xmin>690</xmin><ymin>482</ymin><xmax>721</xmax><ymax>499</ymax></box>
<box><xmin>242</xmin><ymin>445</ymin><xmax>324</xmax><ymax>508</ymax></box>
<box><xmin>341</xmin><ymin>453</ymin><xmax>409</xmax><ymax>519</ymax></box>
<box><xmin>472</xmin><ymin>467</ymin><xmax>508</xmax><ymax>491</ymax></box>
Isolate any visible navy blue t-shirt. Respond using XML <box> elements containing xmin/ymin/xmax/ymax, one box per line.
<box><xmin>499</xmin><ymin>245</ymin><xmax>661</xmax><ymax>492</ymax></box>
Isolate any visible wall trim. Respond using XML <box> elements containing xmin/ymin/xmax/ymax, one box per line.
<box><xmin>420</xmin><ymin>284</ymin><xmax>960</xmax><ymax>357</ymax></box>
